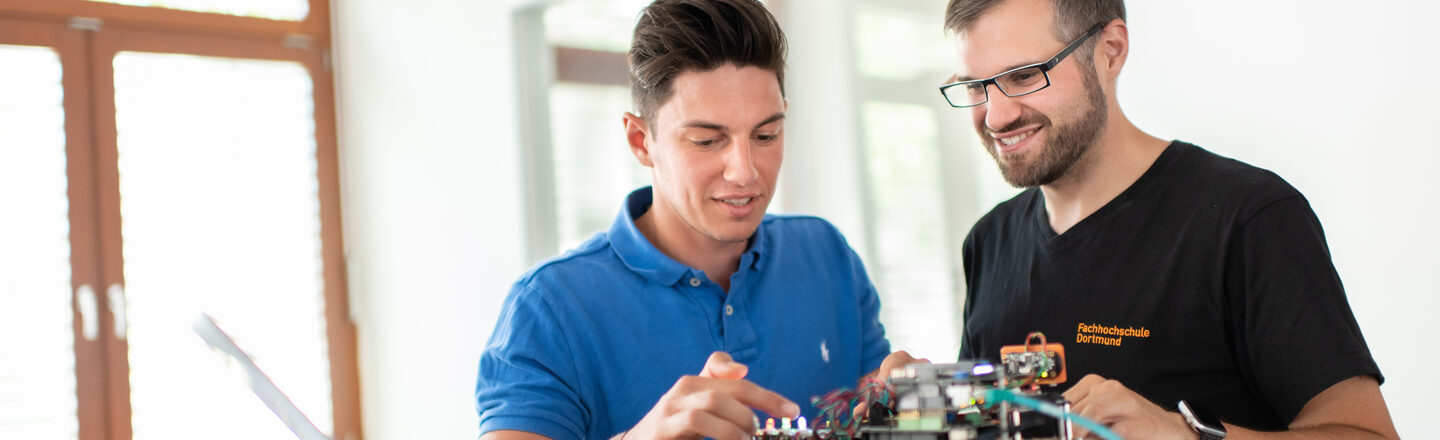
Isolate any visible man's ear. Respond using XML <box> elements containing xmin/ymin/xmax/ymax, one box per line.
<box><xmin>1095</xmin><ymin>18</ymin><xmax>1130</xmax><ymax>81</ymax></box>
<box><xmin>623</xmin><ymin>112</ymin><xmax>654</xmax><ymax>168</ymax></box>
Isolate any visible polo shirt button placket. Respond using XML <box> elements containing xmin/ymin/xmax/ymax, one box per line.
<box><xmin>688</xmin><ymin>277</ymin><xmax>701</xmax><ymax>287</ymax></box>
<box><xmin>724</xmin><ymin>304</ymin><xmax>734</xmax><ymax>316</ymax></box>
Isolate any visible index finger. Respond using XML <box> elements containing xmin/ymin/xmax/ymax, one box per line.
<box><xmin>1061</xmin><ymin>373</ymin><xmax>1107</xmax><ymax>404</ymax></box>
<box><xmin>713</xmin><ymin>379</ymin><xmax>800</xmax><ymax>420</ymax></box>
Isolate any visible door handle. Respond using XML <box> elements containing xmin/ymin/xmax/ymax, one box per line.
<box><xmin>77</xmin><ymin>284</ymin><xmax>99</xmax><ymax>341</ymax></box>
<box><xmin>107</xmin><ymin>283</ymin><xmax>127</xmax><ymax>341</ymax></box>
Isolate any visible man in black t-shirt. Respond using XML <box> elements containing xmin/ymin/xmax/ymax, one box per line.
<box><xmin>937</xmin><ymin>0</ymin><xmax>1398</xmax><ymax>438</ymax></box>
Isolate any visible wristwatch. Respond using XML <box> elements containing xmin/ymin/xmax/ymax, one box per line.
<box><xmin>1177</xmin><ymin>400</ymin><xmax>1227</xmax><ymax>440</ymax></box>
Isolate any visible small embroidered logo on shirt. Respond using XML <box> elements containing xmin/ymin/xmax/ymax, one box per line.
<box><xmin>820</xmin><ymin>340</ymin><xmax>830</xmax><ymax>363</ymax></box>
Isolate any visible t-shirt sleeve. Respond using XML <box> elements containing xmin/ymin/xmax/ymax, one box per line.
<box><xmin>1230</xmin><ymin>195</ymin><xmax>1382</xmax><ymax>423</ymax></box>
<box><xmin>476</xmin><ymin>283</ymin><xmax>588</xmax><ymax>440</ymax></box>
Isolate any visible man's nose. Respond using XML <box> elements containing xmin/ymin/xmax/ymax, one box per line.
<box><xmin>983</xmin><ymin>86</ymin><xmax>1022</xmax><ymax>132</ymax></box>
<box><xmin>722</xmin><ymin>138</ymin><xmax>758</xmax><ymax>185</ymax></box>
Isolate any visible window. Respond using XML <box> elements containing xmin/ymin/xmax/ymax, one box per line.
<box><xmin>549</xmin><ymin>82</ymin><xmax>648</xmax><ymax>251</ymax></box>
<box><xmin>0</xmin><ymin>43</ymin><xmax>78</xmax><ymax>440</ymax></box>
<box><xmin>0</xmin><ymin>2</ymin><xmax>356</xmax><ymax>440</ymax></box>
<box><xmin>850</xmin><ymin>3</ymin><xmax>1020</xmax><ymax>361</ymax></box>
<box><xmin>84</xmin><ymin>0</ymin><xmax>309</xmax><ymax>20</ymax></box>
<box><xmin>544</xmin><ymin>0</ymin><xmax>644</xmax><ymax>53</ymax></box>
<box><xmin>859</xmin><ymin>101</ymin><xmax>959</xmax><ymax>359</ymax></box>
<box><xmin>114</xmin><ymin>52</ymin><xmax>332</xmax><ymax>440</ymax></box>
<box><xmin>514</xmin><ymin>1</ymin><xmax>651</xmax><ymax>259</ymax></box>
<box><xmin>848</xmin><ymin>4</ymin><xmax>972</xmax><ymax>361</ymax></box>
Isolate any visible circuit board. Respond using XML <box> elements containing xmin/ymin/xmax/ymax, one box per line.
<box><xmin>751</xmin><ymin>332</ymin><xmax>1113</xmax><ymax>440</ymax></box>
<box><xmin>998</xmin><ymin>333</ymin><xmax>1066</xmax><ymax>385</ymax></box>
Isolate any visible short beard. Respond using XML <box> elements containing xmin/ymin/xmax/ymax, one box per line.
<box><xmin>984</xmin><ymin>64</ymin><xmax>1108</xmax><ymax>188</ymax></box>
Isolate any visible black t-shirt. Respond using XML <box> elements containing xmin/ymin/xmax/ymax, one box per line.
<box><xmin>959</xmin><ymin>141</ymin><xmax>1381</xmax><ymax>430</ymax></box>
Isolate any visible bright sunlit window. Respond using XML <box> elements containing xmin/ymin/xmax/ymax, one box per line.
<box><xmin>851</xmin><ymin>1</ymin><xmax>975</xmax><ymax>362</ymax></box>
<box><xmin>545</xmin><ymin>0</ymin><xmax>649</xmax><ymax>53</ymax></box>
<box><xmin>112</xmin><ymin>51</ymin><xmax>332</xmax><ymax>440</ymax></box>
<box><xmin>0</xmin><ymin>44</ymin><xmax>78</xmax><ymax>440</ymax></box>
<box><xmin>85</xmin><ymin>0</ymin><xmax>309</xmax><ymax>21</ymax></box>
<box><xmin>549</xmin><ymin>83</ymin><xmax>649</xmax><ymax>252</ymax></box>
<box><xmin>854</xmin><ymin>6</ymin><xmax>954</xmax><ymax>82</ymax></box>
<box><xmin>860</xmin><ymin>101</ymin><xmax>959</xmax><ymax>360</ymax></box>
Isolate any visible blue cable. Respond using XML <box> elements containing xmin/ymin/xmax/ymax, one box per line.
<box><xmin>980</xmin><ymin>388</ymin><xmax>1123</xmax><ymax>440</ymax></box>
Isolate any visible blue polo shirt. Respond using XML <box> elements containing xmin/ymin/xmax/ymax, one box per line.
<box><xmin>476</xmin><ymin>187</ymin><xmax>890</xmax><ymax>440</ymax></box>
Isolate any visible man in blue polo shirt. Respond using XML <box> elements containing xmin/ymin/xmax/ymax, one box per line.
<box><xmin>476</xmin><ymin>1</ymin><xmax>911</xmax><ymax>440</ymax></box>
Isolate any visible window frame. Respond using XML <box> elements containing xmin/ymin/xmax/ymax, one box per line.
<box><xmin>0</xmin><ymin>2</ymin><xmax>358</xmax><ymax>440</ymax></box>
<box><xmin>0</xmin><ymin>15</ymin><xmax>102</xmax><ymax>440</ymax></box>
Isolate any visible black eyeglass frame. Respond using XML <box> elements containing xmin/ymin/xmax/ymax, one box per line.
<box><xmin>939</xmin><ymin>22</ymin><xmax>1107</xmax><ymax>108</ymax></box>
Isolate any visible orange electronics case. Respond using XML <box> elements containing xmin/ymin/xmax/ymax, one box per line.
<box><xmin>998</xmin><ymin>342</ymin><xmax>1067</xmax><ymax>385</ymax></box>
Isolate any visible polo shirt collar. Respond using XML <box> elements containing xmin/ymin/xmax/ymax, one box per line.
<box><xmin>743</xmin><ymin>217</ymin><xmax>766</xmax><ymax>272</ymax></box>
<box><xmin>609</xmin><ymin>187</ymin><xmax>768</xmax><ymax>286</ymax></box>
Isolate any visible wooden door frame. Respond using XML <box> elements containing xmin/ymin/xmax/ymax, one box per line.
<box><xmin>0</xmin><ymin>0</ymin><xmax>330</xmax><ymax>41</ymax></box>
<box><xmin>0</xmin><ymin>2</ymin><xmax>359</xmax><ymax>439</ymax></box>
<box><xmin>0</xmin><ymin>16</ymin><xmax>107</xmax><ymax>440</ymax></box>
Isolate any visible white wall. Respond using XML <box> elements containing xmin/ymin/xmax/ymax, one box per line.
<box><xmin>332</xmin><ymin>0</ymin><xmax>1437</xmax><ymax>438</ymax></box>
<box><xmin>331</xmin><ymin>1</ymin><xmax>527</xmax><ymax>439</ymax></box>
<box><xmin>1122</xmin><ymin>2</ymin><xmax>1439</xmax><ymax>436</ymax></box>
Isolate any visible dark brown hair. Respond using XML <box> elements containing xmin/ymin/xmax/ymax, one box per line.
<box><xmin>944</xmin><ymin>0</ymin><xmax>1125</xmax><ymax>61</ymax></box>
<box><xmin>628</xmin><ymin>0</ymin><xmax>787</xmax><ymax>122</ymax></box>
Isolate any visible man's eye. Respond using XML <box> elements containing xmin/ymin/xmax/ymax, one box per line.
<box><xmin>692</xmin><ymin>138</ymin><xmax>718</xmax><ymax>147</ymax></box>
<box><xmin>756</xmin><ymin>134</ymin><xmax>777</xmax><ymax>143</ymax></box>
<box><xmin>1003</xmin><ymin>68</ymin><xmax>1045</xmax><ymax>88</ymax></box>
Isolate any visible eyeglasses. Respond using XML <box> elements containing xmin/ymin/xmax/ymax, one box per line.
<box><xmin>939</xmin><ymin>23</ymin><xmax>1105</xmax><ymax>108</ymax></box>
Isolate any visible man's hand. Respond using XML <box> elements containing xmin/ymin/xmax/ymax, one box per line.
<box><xmin>852</xmin><ymin>351</ymin><xmax>929</xmax><ymax>420</ymax></box>
<box><xmin>622</xmin><ymin>351</ymin><xmax>800</xmax><ymax>440</ymax></box>
<box><xmin>1062</xmin><ymin>374</ymin><xmax>1194</xmax><ymax>440</ymax></box>
<box><xmin>864</xmin><ymin>350</ymin><xmax>929</xmax><ymax>384</ymax></box>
